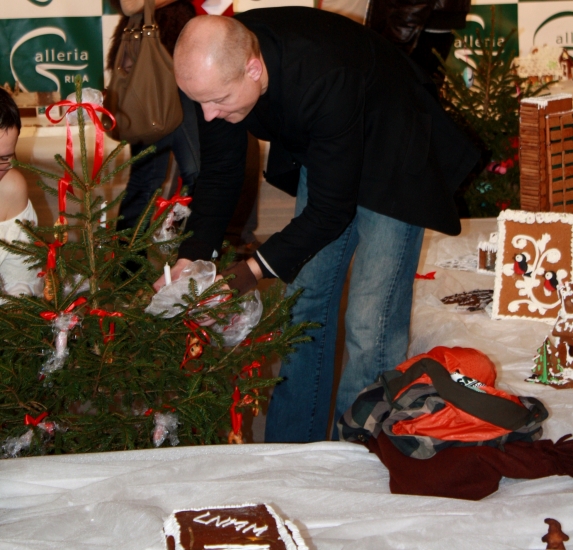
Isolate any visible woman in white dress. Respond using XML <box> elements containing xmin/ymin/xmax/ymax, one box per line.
<box><xmin>0</xmin><ymin>88</ymin><xmax>40</xmax><ymax>296</ymax></box>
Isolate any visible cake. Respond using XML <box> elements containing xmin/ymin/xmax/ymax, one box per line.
<box><xmin>492</xmin><ymin>209</ymin><xmax>573</xmax><ymax>323</ymax></box>
<box><xmin>530</xmin><ymin>281</ymin><xmax>573</xmax><ymax>388</ymax></box>
<box><xmin>164</xmin><ymin>503</ymin><xmax>308</xmax><ymax>550</ymax></box>
<box><xmin>477</xmin><ymin>232</ymin><xmax>497</xmax><ymax>274</ymax></box>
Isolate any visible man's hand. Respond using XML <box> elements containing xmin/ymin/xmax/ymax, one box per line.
<box><xmin>153</xmin><ymin>257</ymin><xmax>193</xmax><ymax>292</ymax></box>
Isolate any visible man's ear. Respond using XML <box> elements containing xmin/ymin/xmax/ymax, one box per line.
<box><xmin>245</xmin><ymin>57</ymin><xmax>263</xmax><ymax>82</ymax></box>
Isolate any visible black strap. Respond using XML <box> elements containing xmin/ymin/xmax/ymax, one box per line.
<box><xmin>382</xmin><ymin>358</ymin><xmax>547</xmax><ymax>431</ymax></box>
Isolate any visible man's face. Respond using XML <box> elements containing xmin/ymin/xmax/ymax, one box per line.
<box><xmin>179</xmin><ymin>67</ymin><xmax>261</xmax><ymax>124</ymax></box>
<box><xmin>0</xmin><ymin>126</ymin><xmax>18</xmax><ymax>182</ymax></box>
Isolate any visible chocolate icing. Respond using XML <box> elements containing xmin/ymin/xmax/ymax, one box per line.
<box><xmin>168</xmin><ymin>505</ymin><xmax>291</xmax><ymax>549</ymax></box>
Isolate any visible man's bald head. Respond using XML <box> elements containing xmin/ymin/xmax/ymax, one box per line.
<box><xmin>174</xmin><ymin>15</ymin><xmax>260</xmax><ymax>86</ymax></box>
<box><xmin>173</xmin><ymin>15</ymin><xmax>267</xmax><ymax>123</ymax></box>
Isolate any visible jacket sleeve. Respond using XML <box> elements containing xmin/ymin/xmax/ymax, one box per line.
<box><xmin>177</xmin><ymin>103</ymin><xmax>248</xmax><ymax>262</ymax></box>
<box><xmin>366</xmin><ymin>0</ymin><xmax>437</xmax><ymax>53</ymax></box>
<box><xmin>256</xmin><ymin>68</ymin><xmax>365</xmax><ymax>283</ymax></box>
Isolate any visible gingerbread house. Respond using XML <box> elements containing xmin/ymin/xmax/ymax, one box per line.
<box><xmin>519</xmin><ymin>93</ymin><xmax>573</xmax><ymax>212</ymax></box>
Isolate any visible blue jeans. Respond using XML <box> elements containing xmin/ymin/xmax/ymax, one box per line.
<box><xmin>264</xmin><ymin>168</ymin><xmax>424</xmax><ymax>443</ymax></box>
<box><xmin>117</xmin><ymin>90</ymin><xmax>200</xmax><ymax>231</ymax></box>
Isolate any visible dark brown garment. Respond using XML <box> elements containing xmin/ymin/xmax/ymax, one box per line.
<box><xmin>106</xmin><ymin>0</ymin><xmax>195</xmax><ymax>70</ymax></box>
<box><xmin>367</xmin><ymin>430</ymin><xmax>573</xmax><ymax>500</ymax></box>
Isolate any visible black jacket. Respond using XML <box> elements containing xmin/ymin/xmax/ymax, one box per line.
<box><xmin>178</xmin><ymin>7</ymin><xmax>479</xmax><ymax>283</ymax></box>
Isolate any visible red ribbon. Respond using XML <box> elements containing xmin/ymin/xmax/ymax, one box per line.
<box><xmin>89</xmin><ymin>308</ymin><xmax>124</xmax><ymax>343</ymax></box>
<box><xmin>40</xmin><ymin>296</ymin><xmax>88</xmax><ymax>322</ymax></box>
<box><xmin>230</xmin><ymin>386</ymin><xmax>243</xmax><ymax>435</ymax></box>
<box><xmin>183</xmin><ymin>319</ymin><xmax>211</xmax><ymax>346</ymax></box>
<box><xmin>45</xmin><ymin>100</ymin><xmax>116</xmax><ymax>222</ymax></box>
<box><xmin>240</xmin><ymin>360</ymin><xmax>262</xmax><ymax>379</ymax></box>
<box><xmin>415</xmin><ymin>271</ymin><xmax>436</xmax><ymax>280</ymax></box>
<box><xmin>35</xmin><ymin>240</ymin><xmax>64</xmax><ymax>273</ymax></box>
<box><xmin>196</xmin><ymin>293</ymin><xmax>232</xmax><ymax>309</ymax></box>
<box><xmin>153</xmin><ymin>177</ymin><xmax>192</xmax><ymax>221</ymax></box>
<box><xmin>24</xmin><ymin>412</ymin><xmax>49</xmax><ymax>426</ymax></box>
<box><xmin>240</xmin><ymin>331</ymin><xmax>281</xmax><ymax>347</ymax></box>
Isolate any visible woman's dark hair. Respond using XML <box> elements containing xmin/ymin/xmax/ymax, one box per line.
<box><xmin>107</xmin><ymin>0</ymin><xmax>196</xmax><ymax>70</ymax></box>
<box><xmin>0</xmin><ymin>88</ymin><xmax>22</xmax><ymax>133</ymax></box>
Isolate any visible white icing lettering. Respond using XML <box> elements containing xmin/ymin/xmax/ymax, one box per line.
<box><xmin>193</xmin><ymin>512</ymin><xmax>268</xmax><ymax>537</ymax></box>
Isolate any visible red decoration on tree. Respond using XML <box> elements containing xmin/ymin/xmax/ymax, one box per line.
<box><xmin>180</xmin><ymin>319</ymin><xmax>211</xmax><ymax>370</ymax></box>
<box><xmin>496</xmin><ymin>199</ymin><xmax>511</xmax><ymax>211</ymax></box>
<box><xmin>228</xmin><ymin>386</ymin><xmax>244</xmax><ymax>444</ymax></box>
<box><xmin>240</xmin><ymin>331</ymin><xmax>281</xmax><ymax>347</ymax></box>
<box><xmin>40</xmin><ymin>297</ymin><xmax>88</xmax><ymax>323</ymax></box>
<box><xmin>153</xmin><ymin>177</ymin><xmax>192</xmax><ymax>221</ymax></box>
<box><xmin>24</xmin><ymin>412</ymin><xmax>49</xmax><ymax>426</ymax></box>
<box><xmin>88</xmin><ymin>309</ymin><xmax>124</xmax><ymax>343</ymax></box>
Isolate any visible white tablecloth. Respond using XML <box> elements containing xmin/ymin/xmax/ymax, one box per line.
<box><xmin>1</xmin><ymin>218</ymin><xmax>572</xmax><ymax>550</ymax></box>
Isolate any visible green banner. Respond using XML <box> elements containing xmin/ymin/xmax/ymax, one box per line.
<box><xmin>447</xmin><ymin>4</ymin><xmax>519</xmax><ymax>71</ymax></box>
<box><xmin>0</xmin><ymin>16</ymin><xmax>103</xmax><ymax>97</ymax></box>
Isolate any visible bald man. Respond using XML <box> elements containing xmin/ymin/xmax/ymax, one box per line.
<box><xmin>164</xmin><ymin>7</ymin><xmax>479</xmax><ymax>443</ymax></box>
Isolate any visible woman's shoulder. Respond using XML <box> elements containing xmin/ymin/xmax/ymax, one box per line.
<box><xmin>0</xmin><ymin>169</ymin><xmax>29</xmax><ymax>220</ymax></box>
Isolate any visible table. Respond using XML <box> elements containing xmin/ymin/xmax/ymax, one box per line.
<box><xmin>1</xmin><ymin>218</ymin><xmax>572</xmax><ymax>550</ymax></box>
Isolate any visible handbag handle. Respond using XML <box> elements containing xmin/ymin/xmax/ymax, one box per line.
<box><xmin>143</xmin><ymin>0</ymin><xmax>157</xmax><ymax>28</ymax></box>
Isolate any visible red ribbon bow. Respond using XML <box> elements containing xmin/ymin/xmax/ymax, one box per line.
<box><xmin>45</xmin><ymin>100</ymin><xmax>116</xmax><ymax>222</ymax></box>
<box><xmin>40</xmin><ymin>296</ymin><xmax>88</xmax><ymax>322</ymax></box>
<box><xmin>415</xmin><ymin>271</ymin><xmax>436</xmax><ymax>280</ymax></box>
<box><xmin>24</xmin><ymin>412</ymin><xmax>49</xmax><ymax>426</ymax></box>
<box><xmin>153</xmin><ymin>177</ymin><xmax>192</xmax><ymax>221</ymax></box>
<box><xmin>88</xmin><ymin>308</ymin><xmax>124</xmax><ymax>343</ymax></box>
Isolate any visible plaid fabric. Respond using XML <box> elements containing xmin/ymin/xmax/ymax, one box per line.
<box><xmin>338</xmin><ymin>378</ymin><xmax>546</xmax><ymax>460</ymax></box>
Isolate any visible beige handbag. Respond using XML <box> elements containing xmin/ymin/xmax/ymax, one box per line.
<box><xmin>103</xmin><ymin>0</ymin><xmax>183</xmax><ymax>144</ymax></box>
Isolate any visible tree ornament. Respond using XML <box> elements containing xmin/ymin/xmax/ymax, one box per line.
<box><xmin>53</xmin><ymin>216</ymin><xmax>69</xmax><ymax>244</ymax></box>
<box><xmin>152</xmin><ymin>411</ymin><xmax>180</xmax><ymax>447</ymax></box>
<box><xmin>152</xmin><ymin>177</ymin><xmax>192</xmax><ymax>251</ymax></box>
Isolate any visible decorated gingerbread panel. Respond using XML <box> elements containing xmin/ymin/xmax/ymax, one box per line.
<box><xmin>492</xmin><ymin>210</ymin><xmax>573</xmax><ymax>323</ymax></box>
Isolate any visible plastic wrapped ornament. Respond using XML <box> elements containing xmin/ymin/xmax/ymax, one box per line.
<box><xmin>153</xmin><ymin>202</ymin><xmax>191</xmax><ymax>252</ymax></box>
<box><xmin>40</xmin><ymin>313</ymin><xmax>81</xmax><ymax>375</ymax></box>
<box><xmin>152</xmin><ymin>411</ymin><xmax>179</xmax><ymax>447</ymax></box>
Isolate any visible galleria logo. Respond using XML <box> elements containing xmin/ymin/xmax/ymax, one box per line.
<box><xmin>534</xmin><ymin>12</ymin><xmax>573</xmax><ymax>50</ymax></box>
<box><xmin>454</xmin><ymin>14</ymin><xmax>504</xmax><ymax>68</ymax></box>
<box><xmin>10</xmin><ymin>27</ymin><xmax>88</xmax><ymax>92</ymax></box>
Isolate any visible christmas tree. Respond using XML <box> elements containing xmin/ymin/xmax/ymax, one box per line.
<box><xmin>438</xmin><ymin>7</ymin><xmax>547</xmax><ymax>217</ymax></box>
<box><xmin>0</xmin><ymin>78</ymin><xmax>311</xmax><ymax>457</ymax></box>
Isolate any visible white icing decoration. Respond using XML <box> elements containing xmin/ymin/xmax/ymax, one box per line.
<box><xmin>520</xmin><ymin>93</ymin><xmax>572</xmax><ymax>108</ymax></box>
<box><xmin>163</xmin><ymin>503</ymin><xmax>305</xmax><ymax>550</ymax></box>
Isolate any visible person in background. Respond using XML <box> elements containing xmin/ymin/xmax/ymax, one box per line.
<box><xmin>108</xmin><ymin>0</ymin><xmax>200</xmax><ymax>235</ymax></box>
<box><xmin>110</xmin><ymin>0</ymin><xmax>259</xmax><ymax>254</ymax></box>
<box><xmin>365</xmin><ymin>0</ymin><xmax>471</xmax><ymax>87</ymax></box>
<box><xmin>163</xmin><ymin>8</ymin><xmax>479</xmax><ymax>443</ymax></box>
<box><xmin>0</xmin><ymin>88</ymin><xmax>41</xmax><ymax>296</ymax></box>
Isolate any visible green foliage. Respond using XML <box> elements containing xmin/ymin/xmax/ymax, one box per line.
<box><xmin>438</xmin><ymin>7</ymin><xmax>547</xmax><ymax>217</ymax></box>
<box><xmin>0</xmin><ymin>77</ymin><xmax>312</xmax><ymax>457</ymax></box>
